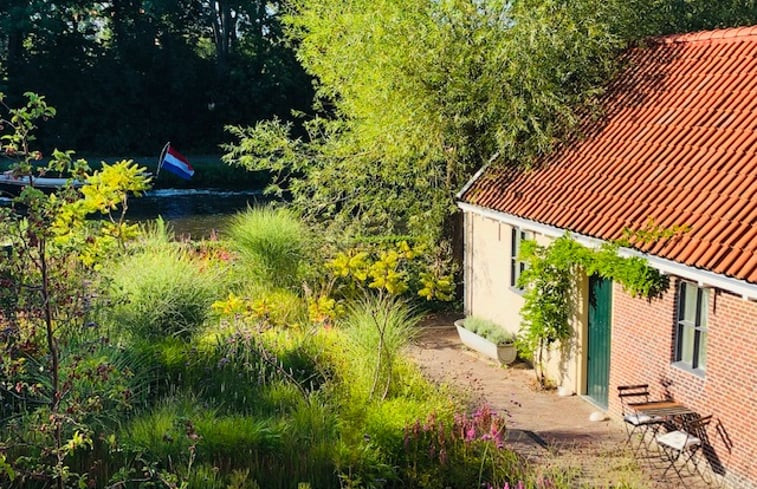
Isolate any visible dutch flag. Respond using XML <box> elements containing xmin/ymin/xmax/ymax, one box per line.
<box><xmin>160</xmin><ymin>144</ymin><xmax>195</xmax><ymax>180</ymax></box>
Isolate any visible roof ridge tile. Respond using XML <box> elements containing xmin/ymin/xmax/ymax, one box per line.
<box><xmin>656</xmin><ymin>25</ymin><xmax>757</xmax><ymax>45</ymax></box>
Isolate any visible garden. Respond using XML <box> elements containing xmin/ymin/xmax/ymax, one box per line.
<box><xmin>2</xmin><ymin>1</ymin><xmax>754</xmax><ymax>487</ymax></box>
<box><xmin>0</xmin><ymin>94</ymin><xmax>613</xmax><ymax>489</ymax></box>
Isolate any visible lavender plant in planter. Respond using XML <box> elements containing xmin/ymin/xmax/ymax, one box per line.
<box><xmin>454</xmin><ymin>317</ymin><xmax>517</xmax><ymax>365</ymax></box>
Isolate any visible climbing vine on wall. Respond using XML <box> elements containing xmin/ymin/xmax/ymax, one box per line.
<box><xmin>516</xmin><ymin>233</ymin><xmax>671</xmax><ymax>386</ymax></box>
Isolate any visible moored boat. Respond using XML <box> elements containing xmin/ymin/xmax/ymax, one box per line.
<box><xmin>0</xmin><ymin>172</ymin><xmax>83</xmax><ymax>195</ymax></box>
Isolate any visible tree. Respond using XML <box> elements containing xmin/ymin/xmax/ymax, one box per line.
<box><xmin>224</xmin><ymin>0</ymin><xmax>629</xmax><ymax>242</ymax></box>
<box><xmin>223</xmin><ymin>0</ymin><xmax>757</xmax><ymax>245</ymax></box>
<box><xmin>0</xmin><ymin>1</ymin><xmax>313</xmax><ymax>154</ymax></box>
<box><xmin>0</xmin><ymin>92</ymin><xmax>150</xmax><ymax>488</ymax></box>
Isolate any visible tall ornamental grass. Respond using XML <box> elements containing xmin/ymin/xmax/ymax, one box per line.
<box><xmin>106</xmin><ymin>247</ymin><xmax>224</xmax><ymax>340</ymax></box>
<box><xmin>227</xmin><ymin>207</ymin><xmax>310</xmax><ymax>289</ymax></box>
<box><xmin>340</xmin><ymin>295</ymin><xmax>421</xmax><ymax>401</ymax></box>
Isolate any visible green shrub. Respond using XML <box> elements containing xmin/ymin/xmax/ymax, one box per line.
<box><xmin>340</xmin><ymin>295</ymin><xmax>421</xmax><ymax>401</ymax></box>
<box><xmin>196</xmin><ymin>414</ymin><xmax>282</xmax><ymax>467</ymax></box>
<box><xmin>362</xmin><ymin>398</ymin><xmax>452</xmax><ymax>462</ymax></box>
<box><xmin>227</xmin><ymin>207</ymin><xmax>311</xmax><ymax>289</ymax></box>
<box><xmin>136</xmin><ymin>216</ymin><xmax>175</xmax><ymax>251</ymax></box>
<box><xmin>123</xmin><ymin>398</ymin><xmax>195</xmax><ymax>461</ymax></box>
<box><xmin>123</xmin><ymin>398</ymin><xmax>283</xmax><ymax>468</ymax></box>
<box><xmin>462</xmin><ymin>316</ymin><xmax>515</xmax><ymax>345</ymax></box>
<box><xmin>185</xmin><ymin>465</ymin><xmax>227</xmax><ymax>489</ymax></box>
<box><xmin>212</xmin><ymin>285</ymin><xmax>308</xmax><ymax>329</ymax></box>
<box><xmin>153</xmin><ymin>327</ymin><xmax>324</xmax><ymax>414</ymax></box>
<box><xmin>105</xmin><ymin>247</ymin><xmax>223</xmax><ymax>340</ymax></box>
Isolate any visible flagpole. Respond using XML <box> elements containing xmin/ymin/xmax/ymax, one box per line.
<box><xmin>156</xmin><ymin>142</ymin><xmax>170</xmax><ymax>177</ymax></box>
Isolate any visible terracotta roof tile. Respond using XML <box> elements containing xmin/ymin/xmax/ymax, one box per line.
<box><xmin>460</xmin><ymin>25</ymin><xmax>757</xmax><ymax>284</ymax></box>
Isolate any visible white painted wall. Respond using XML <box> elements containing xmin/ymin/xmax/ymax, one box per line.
<box><xmin>463</xmin><ymin>211</ymin><xmax>586</xmax><ymax>395</ymax></box>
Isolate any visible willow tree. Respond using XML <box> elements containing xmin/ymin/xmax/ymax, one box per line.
<box><xmin>223</xmin><ymin>0</ymin><xmax>757</xmax><ymax>244</ymax></box>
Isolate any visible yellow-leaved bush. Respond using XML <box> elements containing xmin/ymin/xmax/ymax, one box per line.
<box><xmin>325</xmin><ymin>240</ymin><xmax>454</xmax><ymax>302</ymax></box>
<box><xmin>51</xmin><ymin>160</ymin><xmax>151</xmax><ymax>267</ymax></box>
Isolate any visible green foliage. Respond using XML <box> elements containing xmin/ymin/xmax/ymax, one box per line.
<box><xmin>53</xmin><ymin>159</ymin><xmax>151</xmax><ymax>265</ymax></box>
<box><xmin>224</xmin><ymin>0</ymin><xmax>757</xmax><ymax>249</ymax></box>
<box><xmin>124</xmin><ymin>401</ymin><xmax>283</xmax><ymax>467</ymax></box>
<box><xmin>326</xmin><ymin>239</ymin><xmax>455</xmax><ymax>302</ymax></box>
<box><xmin>1</xmin><ymin>1</ymin><xmax>313</xmax><ymax>154</ymax></box>
<box><xmin>517</xmin><ymin>234</ymin><xmax>668</xmax><ymax>385</ymax></box>
<box><xmin>0</xmin><ymin>92</ymin><xmax>150</xmax><ymax>489</ymax></box>
<box><xmin>582</xmin><ymin>243</ymin><xmax>670</xmax><ymax>299</ymax></box>
<box><xmin>105</xmin><ymin>247</ymin><xmax>225</xmax><ymax>340</ymax></box>
<box><xmin>619</xmin><ymin>216</ymin><xmax>690</xmax><ymax>246</ymax></box>
<box><xmin>339</xmin><ymin>295</ymin><xmax>421</xmax><ymax>402</ymax></box>
<box><xmin>213</xmin><ymin>287</ymin><xmax>309</xmax><ymax>329</ymax></box>
<box><xmin>461</xmin><ymin>317</ymin><xmax>515</xmax><ymax>345</ymax></box>
<box><xmin>227</xmin><ymin>206</ymin><xmax>312</xmax><ymax>290</ymax></box>
<box><xmin>398</xmin><ymin>405</ymin><xmax>525</xmax><ymax>488</ymax></box>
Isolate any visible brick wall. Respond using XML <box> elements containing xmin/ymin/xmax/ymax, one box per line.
<box><xmin>609</xmin><ymin>278</ymin><xmax>757</xmax><ymax>489</ymax></box>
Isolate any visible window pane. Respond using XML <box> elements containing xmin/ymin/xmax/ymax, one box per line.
<box><xmin>697</xmin><ymin>330</ymin><xmax>707</xmax><ymax>371</ymax></box>
<box><xmin>679</xmin><ymin>324</ymin><xmax>695</xmax><ymax>365</ymax></box>
<box><xmin>682</xmin><ymin>284</ymin><xmax>698</xmax><ymax>323</ymax></box>
<box><xmin>699</xmin><ymin>289</ymin><xmax>709</xmax><ymax>327</ymax></box>
<box><xmin>511</xmin><ymin>229</ymin><xmax>518</xmax><ymax>259</ymax></box>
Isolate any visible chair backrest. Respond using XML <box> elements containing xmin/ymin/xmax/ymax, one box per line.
<box><xmin>688</xmin><ymin>414</ymin><xmax>713</xmax><ymax>437</ymax></box>
<box><xmin>617</xmin><ymin>384</ymin><xmax>650</xmax><ymax>414</ymax></box>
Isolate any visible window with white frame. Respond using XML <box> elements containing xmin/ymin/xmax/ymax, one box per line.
<box><xmin>675</xmin><ymin>282</ymin><xmax>708</xmax><ymax>373</ymax></box>
<box><xmin>510</xmin><ymin>227</ymin><xmax>531</xmax><ymax>290</ymax></box>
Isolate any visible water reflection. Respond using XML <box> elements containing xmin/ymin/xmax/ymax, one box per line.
<box><xmin>1</xmin><ymin>188</ymin><xmax>264</xmax><ymax>239</ymax></box>
<box><xmin>127</xmin><ymin>188</ymin><xmax>266</xmax><ymax>238</ymax></box>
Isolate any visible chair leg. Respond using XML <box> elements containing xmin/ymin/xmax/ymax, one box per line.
<box><xmin>659</xmin><ymin>445</ymin><xmax>683</xmax><ymax>478</ymax></box>
<box><xmin>633</xmin><ymin>423</ymin><xmax>663</xmax><ymax>459</ymax></box>
<box><xmin>660</xmin><ymin>446</ymin><xmax>704</xmax><ymax>487</ymax></box>
<box><xmin>642</xmin><ymin>423</ymin><xmax>664</xmax><ymax>458</ymax></box>
<box><xmin>632</xmin><ymin>426</ymin><xmax>649</xmax><ymax>457</ymax></box>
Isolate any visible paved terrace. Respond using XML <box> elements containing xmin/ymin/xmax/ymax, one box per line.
<box><xmin>408</xmin><ymin>319</ymin><xmax>715</xmax><ymax>489</ymax></box>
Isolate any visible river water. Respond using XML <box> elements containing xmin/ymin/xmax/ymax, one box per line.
<box><xmin>0</xmin><ymin>187</ymin><xmax>262</xmax><ymax>239</ymax></box>
<box><xmin>126</xmin><ymin>188</ymin><xmax>266</xmax><ymax>238</ymax></box>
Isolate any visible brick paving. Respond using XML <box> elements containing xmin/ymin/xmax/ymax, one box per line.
<box><xmin>408</xmin><ymin>321</ymin><xmax>716</xmax><ymax>489</ymax></box>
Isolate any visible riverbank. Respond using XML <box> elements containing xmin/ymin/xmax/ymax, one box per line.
<box><xmin>0</xmin><ymin>155</ymin><xmax>268</xmax><ymax>190</ymax></box>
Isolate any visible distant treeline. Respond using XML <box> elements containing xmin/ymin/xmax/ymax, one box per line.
<box><xmin>0</xmin><ymin>1</ymin><xmax>313</xmax><ymax>155</ymax></box>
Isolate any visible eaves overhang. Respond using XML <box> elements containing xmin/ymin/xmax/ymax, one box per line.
<box><xmin>458</xmin><ymin>201</ymin><xmax>757</xmax><ymax>302</ymax></box>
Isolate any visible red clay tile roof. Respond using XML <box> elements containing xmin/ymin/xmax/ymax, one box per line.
<box><xmin>460</xmin><ymin>25</ymin><xmax>757</xmax><ymax>284</ymax></box>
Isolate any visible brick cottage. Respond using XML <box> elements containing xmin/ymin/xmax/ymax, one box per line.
<box><xmin>457</xmin><ymin>26</ymin><xmax>757</xmax><ymax>488</ymax></box>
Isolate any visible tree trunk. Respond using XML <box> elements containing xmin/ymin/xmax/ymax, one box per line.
<box><xmin>39</xmin><ymin>238</ymin><xmax>63</xmax><ymax>489</ymax></box>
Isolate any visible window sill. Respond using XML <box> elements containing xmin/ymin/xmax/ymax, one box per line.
<box><xmin>671</xmin><ymin>361</ymin><xmax>706</xmax><ymax>379</ymax></box>
<box><xmin>508</xmin><ymin>286</ymin><xmax>527</xmax><ymax>297</ymax></box>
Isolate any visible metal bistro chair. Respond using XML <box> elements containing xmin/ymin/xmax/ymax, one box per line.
<box><xmin>656</xmin><ymin>414</ymin><xmax>712</xmax><ymax>481</ymax></box>
<box><xmin>617</xmin><ymin>384</ymin><xmax>666</xmax><ymax>456</ymax></box>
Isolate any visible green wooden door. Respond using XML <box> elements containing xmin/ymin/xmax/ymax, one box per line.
<box><xmin>587</xmin><ymin>275</ymin><xmax>612</xmax><ymax>409</ymax></box>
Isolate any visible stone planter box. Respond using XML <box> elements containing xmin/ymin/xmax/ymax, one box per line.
<box><xmin>454</xmin><ymin>319</ymin><xmax>517</xmax><ymax>365</ymax></box>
